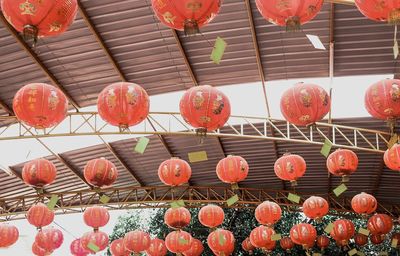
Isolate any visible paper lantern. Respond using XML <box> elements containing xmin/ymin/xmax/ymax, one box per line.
<box><xmin>365</xmin><ymin>79</ymin><xmax>400</xmax><ymax>120</ymax></box>
<box><xmin>255</xmin><ymin>201</ymin><xmax>282</xmax><ymax>226</ymax></box>
<box><xmin>326</xmin><ymin>149</ymin><xmax>358</xmax><ymax>181</ymax></box>
<box><xmin>110</xmin><ymin>238</ymin><xmax>130</xmax><ymax>256</ymax></box>
<box><xmin>198</xmin><ymin>204</ymin><xmax>224</xmax><ymax>228</ymax></box>
<box><xmin>207</xmin><ymin>229</ymin><xmax>235</xmax><ymax>255</ymax></box>
<box><xmin>151</xmin><ymin>0</ymin><xmax>222</xmax><ymax>35</ymax></box>
<box><xmin>384</xmin><ymin>144</ymin><xmax>400</xmax><ymax>171</ymax></box>
<box><xmin>81</xmin><ymin>230</ymin><xmax>109</xmax><ymax>254</ymax></box>
<box><xmin>70</xmin><ymin>238</ymin><xmax>90</xmax><ymax>256</ymax></box>
<box><xmin>255</xmin><ymin>0</ymin><xmax>324</xmax><ymax>31</ymax></box>
<box><xmin>249</xmin><ymin>225</ymin><xmax>275</xmax><ymax>249</ymax></box>
<box><xmin>370</xmin><ymin>234</ymin><xmax>385</xmax><ymax>245</ymax></box>
<box><xmin>13</xmin><ymin>83</ymin><xmax>68</xmax><ymax>129</ymax></box>
<box><xmin>124</xmin><ymin>230</ymin><xmax>151</xmax><ymax>253</ymax></box>
<box><xmin>0</xmin><ymin>223</ymin><xmax>19</xmax><ymax>248</ymax></box>
<box><xmin>367</xmin><ymin>214</ymin><xmax>393</xmax><ymax>236</ymax></box>
<box><xmin>216</xmin><ymin>155</ymin><xmax>249</xmax><ymax>185</ymax></box>
<box><xmin>146</xmin><ymin>238</ymin><xmax>168</xmax><ymax>256</ymax></box>
<box><xmin>180</xmin><ymin>85</ymin><xmax>231</xmax><ymax>132</ymax></box>
<box><xmin>351</xmin><ymin>192</ymin><xmax>377</xmax><ymax>215</ymax></box>
<box><xmin>97</xmin><ymin>82</ymin><xmax>149</xmax><ymax>129</ymax></box>
<box><xmin>280</xmin><ymin>237</ymin><xmax>294</xmax><ymax>252</ymax></box>
<box><xmin>35</xmin><ymin>228</ymin><xmax>64</xmax><ymax>252</ymax></box>
<box><xmin>32</xmin><ymin>241</ymin><xmax>51</xmax><ymax>256</ymax></box>
<box><xmin>22</xmin><ymin>158</ymin><xmax>57</xmax><ymax>188</ymax></box>
<box><xmin>158</xmin><ymin>158</ymin><xmax>192</xmax><ymax>186</ymax></box>
<box><xmin>27</xmin><ymin>203</ymin><xmax>55</xmax><ymax>229</ymax></box>
<box><xmin>290</xmin><ymin>223</ymin><xmax>317</xmax><ymax>248</ymax></box>
<box><xmin>280</xmin><ymin>82</ymin><xmax>330</xmax><ymax>126</ymax></box>
<box><xmin>316</xmin><ymin>235</ymin><xmax>330</xmax><ymax>249</ymax></box>
<box><xmin>165</xmin><ymin>230</ymin><xmax>193</xmax><ymax>254</ymax></box>
<box><xmin>83</xmin><ymin>158</ymin><xmax>118</xmax><ymax>187</ymax></box>
<box><xmin>183</xmin><ymin>238</ymin><xmax>204</xmax><ymax>256</ymax></box>
<box><xmin>354</xmin><ymin>233</ymin><xmax>368</xmax><ymax>247</ymax></box>
<box><xmin>274</xmin><ymin>153</ymin><xmax>306</xmax><ymax>186</ymax></box>
<box><xmin>302</xmin><ymin>196</ymin><xmax>329</xmax><ymax>220</ymax></box>
<box><xmin>330</xmin><ymin>219</ymin><xmax>355</xmax><ymax>245</ymax></box>
<box><xmin>355</xmin><ymin>1</ymin><xmax>400</xmax><ymax>23</ymax></box>
<box><xmin>83</xmin><ymin>206</ymin><xmax>110</xmax><ymax>230</ymax></box>
<box><xmin>164</xmin><ymin>207</ymin><xmax>191</xmax><ymax>229</ymax></box>
<box><xmin>241</xmin><ymin>237</ymin><xmax>255</xmax><ymax>254</ymax></box>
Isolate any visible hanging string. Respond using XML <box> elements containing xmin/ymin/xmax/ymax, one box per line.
<box><xmin>53</xmin><ymin>220</ymin><xmax>78</xmax><ymax>239</ymax></box>
<box><xmin>279</xmin><ymin>28</ymin><xmax>289</xmax><ymax>81</ymax></box>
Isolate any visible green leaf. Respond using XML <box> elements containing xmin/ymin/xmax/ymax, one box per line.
<box><xmin>320</xmin><ymin>139</ymin><xmax>332</xmax><ymax>157</ymax></box>
<box><xmin>134</xmin><ymin>137</ymin><xmax>150</xmax><ymax>154</ymax></box>
<box><xmin>188</xmin><ymin>151</ymin><xmax>208</xmax><ymax>163</ymax></box>
<box><xmin>99</xmin><ymin>195</ymin><xmax>110</xmax><ymax>204</ymax></box>
<box><xmin>358</xmin><ymin>228</ymin><xmax>369</xmax><ymax>236</ymax></box>
<box><xmin>47</xmin><ymin>195</ymin><xmax>59</xmax><ymax>210</ymax></box>
<box><xmin>87</xmin><ymin>242</ymin><xmax>99</xmax><ymax>252</ymax></box>
<box><xmin>287</xmin><ymin>193</ymin><xmax>301</xmax><ymax>204</ymax></box>
<box><xmin>271</xmin><ymin>234</ymin><xmax>281</xmax><ymax>241</ymax></box>
<box><xmin>333</xmin><ymin>183</ymin><xmax>347</xmax><ymax>197</ymax></box>
<box><xmin>348</xmin><ymin>248</ymin><xmax>358</xmax><ymax>256</ymax></box>
<box><xmin>226</xmin><ymin>195</ymin><xmax>239</xmax><ymax>206</ymax></box>
<box><xmin>210</xmin><ymin>37</ymin><xmax>227</xmax><ymax>64</ymax></box>
<box><xmin>324</xmin><ymin>223</ymin><xmax>333</xmax><ymax>234</ymax></box>
<box><xmin>392</xmin><ymin>238</ymin><xmax>398</xmax><ymax>248</ymax></box>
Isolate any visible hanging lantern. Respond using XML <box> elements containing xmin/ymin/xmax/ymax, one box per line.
<box><xmin>326</xmin><ymin>149</ymin><xmax>358</xmax><ymax>182</ymax></box>
<box><xmin>355</xmin><ymin>1</ymin><xmax>400</xmax><ymax>23</ymax></box>
<box><xmin>27</xmin><ymin>203</ymin><xmax>55</xmax><ymax>229</ymax></box>
<box><xmin>274</xmin><ymin>153</ymin><xmax>306</xmax><ymax>186</ymax></box>
<box><xmin>280</xmin><ymin>82</ymin><xmax>330</xmax><ymax>126</ymax></box>
<box><xmin>97</xmin><ymin>82</ymin><xmax>150</xmax><ymax>129</ymax></box>
<box><xmin>198</xmin><ymin>204</ymin><xmax>224</xmax><ymax>228</ymax></box>
<box><xmin>330</xmin><ymin>219</ymin><xmax>355</xmax><ymax>245</ymax></box>
<box><xmin>151</xmin><ymin>0</ymin><xmax>222</xmax><ymax>35</ymax></box>
<box><xmin>83</xmin><ymin>158</ymin><xmax>118</xmax><ymax>187</ymax></box>
<box><xmin>83</xmin><ymin>206</ymin><xmax>110</xmax><ymax>230</ymax></box>
<box><xmin>280</xmin><ymin>237</ymin><xmax>294</xmax><ymax>252</ymax></box>
<box><xmin>165</xmin><ymin>230</ymin><xmax>193</xmax><ymax>254</ymax></box>
<box><xmin>216</xmin><ymin>155</ymin><xmax>249</xmax><ymax>185</ymax></box>
<box><xmin>354</xmin><ymin>233</ymin><xmax>368</xmax><ymax>247</ymax></box>
<box><xmin>146</xmin><ymin>238</ymin><xmax>168</xmax><ymax>256</ymax></box>
<box><xmin>70</xmin><ymin>238</ymin><xmax>90</xmax><ymax>256</ymax></box>
<box><xmin>179</xmin><ymin>85</ymin><xmax>231</xmax><ymax>133</ymax></box>
<box><xmin>351</xmin><ymin>192</ymin><xmax>377</xmax><ymax>215</ymax></box>
<box><xmin>255</xmin><ymin>0</ymin><xmax>324</xmax><ymax>31</ymax></box>
<box><xmin>35</xmin><ymin>228</ymin><xmax>64</xmax><ymax>252</ymax></box>
<box><xmin>22</xmin><ymin>158</ymin><xmax>57</xmax><ymax>188</ymax></box>
<box><xmin>241</xmin><ymin>237</ymin><xmax>255</xmax><ymax>254</ymax></box>
<box><xmin>0</xmin><ymin>223</ymin><xmax>19</xmax><ymax>248</ymax></box>
<box><xmin>13</xmin><ymin>83</ymin><xmax>68</xmax><ymax>129</ymax></box>
<box><xmin>367</xmin><ymin>214</ymin><xmax>393</xmax><ymax>236</ymax></box>
<box><xmin>370</xmin><ymin>234</ymin><xmax>385</xmax><ymax>245</ymax></box>
<box><xmin>183</xmin><ymin>238</ymin><xmax>204</xmax><ymax>256</ymax></box>
<box><xmin>316</xmin><ymin>235</ymin><xmax>330</xmax><ymax>250</ymax></box>
<box><xmin>110</xmin><ymin>238</ymin><xmax>131</xmax><ymax>256</ymax></box>
<box><xmin>207</xmin><ymin>229</ymin><xmax>235</xmax><ymax>256</ymax></box>
<box><xmin>123</xmin><ymin>230</ymin><xmax>151</xmax><ymax>253</ymax></box>
<box><xmin>249</xmin><ymin>225</ymin><xmax>275</xmax><ymax>250</ymax></box>
<box><xmin>81</xmin><ymin>230</ymin><xmax>109</xmax><ymax>254</ymax></box>
<box><xmin>1</xmin><ymin>0</ymin><xmax>78</xmax><ymax>45</ymax></box>
<box><xmin>384</xmin><ymin>144</ymin><xmax>400</xmax><ymax>171</ymax></box>
<box><xmin>302</xmin><ymin>196</ymin><xmax>329</xmax><ymax>221</ymax></box>
<box><xmin>158</xmin><ymin>158</ymin><xmax>192</xmax><ymax>186</ymax></box>
<box><xmin>32</xmin><ymin>241</ymin><xmax>51</xmax><ymax>256</ymax></box>
<box><xmin>255</xmin><ymin>201</ymin><xmax>282</xmax><ymax>226</ymax></box>
<box><xmin>164</xmin><ymin>207</ymin><xmax>191</xmax><ymax>229</ymax></box>
<box><xmin>290</xmin><ymin>223</ymin><xmax>317</xmax><ymax>248</ymax></box>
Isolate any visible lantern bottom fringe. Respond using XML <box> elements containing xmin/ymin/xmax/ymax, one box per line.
<box><xmin>23</xmin><ymin>25</ymin><xmax>39</xmax><ymax>48</ymax></box>
<box><xmin>285</xmin><ymin>16</ymin><xmax>301</xmax><ymax>32</ymax></box>
<box><xmin>184</xmin><ymin>19</ymin><xmax>200</xmax><ymax>36</ymax></box>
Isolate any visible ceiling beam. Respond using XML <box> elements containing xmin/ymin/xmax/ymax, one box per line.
<box><xmin>0</xmin><ymin>100</ymin><xmax>13</xmax><ymax>116</ymax></box>
<box><xmin>372</xmin><ymin>158</ymin><xmax>385</xmax><ymax>195</ymax></box>
<box><xmin>326</xmin><ymin>0</ymin><xmax>355</xmax><ymax>5</ymax></box>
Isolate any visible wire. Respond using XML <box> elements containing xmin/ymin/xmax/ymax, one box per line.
<box><xmin>53</xmin><ymin>220</ymin><xmax>78</xmax><ymax>239</ymax></box>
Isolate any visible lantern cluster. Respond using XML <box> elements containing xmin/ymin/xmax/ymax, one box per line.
<box><xmin>80</xmin><ymin>206</ymin><xmax>110</xmax><ymax>254</ymax></box>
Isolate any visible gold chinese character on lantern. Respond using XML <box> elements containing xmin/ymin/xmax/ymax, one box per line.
<box><xmin>163</xmin><ymin>12</ymin><xmax>176</xmax><ymax>25</ymax></box>
<box><xmin>20</xmin><ymin>0</ymin><xmax>36</xmax><ymax>15</ymax></box>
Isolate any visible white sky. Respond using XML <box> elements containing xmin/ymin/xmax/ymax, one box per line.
<box><xmin>0</xmin><ymin>74</ymin><xmax>392</xmax><ymax>255</ymax></box>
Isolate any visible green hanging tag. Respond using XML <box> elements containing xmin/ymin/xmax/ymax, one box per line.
<box><xmin>348</xmin><ymin>249</ymin><xmax>358</xmax><ymax>256</ymax></box>
<box><xmin>188</xmin><ymin>151</ymin><xmax>208</xmax><ymax>163</ymax></box>
<box><xmin>271</xmin><ymin>234</ymin><xmax>282</xmax><ymax>241</ymax></box>
<box><xmin>358</xmin><ymin>228</ymin><xmax>369</xmax><ymax>236</ymax></box>
<box><xmin>333</xmin><ymin>183</ymin><xmax>347</xmax><ymax>197</ymax></box>
<box><xmin>226</xmin><ymin>195</ymin><xmax>239</xmax><ymax>206</ymax></box>
<box><xmin>320</xmin><ymin>139</ymin><xmax>332</xmax><ymax>157</ymax></box>
<box><xmin>99</xmin><ymin>195</ymin><xmax>110</xmax><ymax>204</ymax></box>
<box><xmin>210</xmin><ymin>37</ymin><xmax>227</xmax><ymax>64</ymax></box>
<box><xmin>179</xmin><ymin>237</ymin><xmax>189</xmax><ymax>245</ymax></box>
<box><xmin>219</xmin><ymin>233</ymin><xmax>226</xmax><ymax>246</ymax></box>
<box><xmin>87</xmin><ymin>242</ymin><xmax>99</xmax><ymax>252</ymax></box>
<box><xmin>324</xmin><ymin>223</ymin><xmax>333</xmax><ymax>234</ymax></box>
<box><xmin>47</xmin><ymin>195</ymin><xmax>59</xmax><ymax>210</ymax></box>
<box><xmin>392</xmin><ymin>238</ymin><xmax>398</xmax><ymax>248</ymax></box>
<box><xmin>134</xmin><ymin>137</ymin><xmax>150</xmax><ymax>154</ymax></box>
<box><xmin>287</xmin><ymin>193</ymin><xmax>301</xmax><ymax>204</ymax></box>
<box><xmin>388</xmin><ymin>134</ymin><xmax>398</xmax><ymax>149</ymax></box>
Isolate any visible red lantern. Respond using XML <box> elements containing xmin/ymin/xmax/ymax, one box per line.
<box><xmin>354</xmin><ymin>233</ymin><xmax>368</xmax><ymax>246</ymax></box>
<box><xmin>179</xmin><ymin>85</ymin><xmax>231</xmax><ymax>132</ymax></box>
<box><xmin>280</xmin><ymin>237</ymin><xmax>294</xmax><ymax>252</ymax></box>
<box><xmin>355</xmin><ymin>1</ymin><xmax>400</xmax><ymax>23</ymax></box>
<box><xmin>110</xmin><ymin>239</ymin><xmax>130</xmax><ymax>256</ymax></box>
<box><xmin>216</xmin><ymin>155</ymin><xmax>249</xmax><ymax>185</ymax></box>
<box><xmin>97</xmin><ymin>82</ymin><xmax>149</xmax><ymax>129</ymax></box>
<box><xmin>1</xmin><ymin>0</ymin><xmax>77</xmax><ymax>44</ymax></box>
<box><xmin>35</xmin><ymin>228</ymin><xmax>64</xmax><ymax>252</ymax></box>
<box><xmin>165</xmin><ymin>230</ymin><xmax>193</xmax><ymax>254</ymax></box>
<box><xmin>164</xmin><ymin>207</ymin><xmax>191</xmax><ymax>229</ymax></box>
<box><xmin>255</xmin><ymin>201</ymin><xmax>282</xmax><ymax>226</ymax></box>
<box><xmin>330</xmin><ymin>219</ymin><xmax>355</xmax><ymax>245</ymax></box>
<box><xmin>207</xmin><ymin>229</ymin><xmax>235</xmax><ymax>255</ymax></box>
<box><xmin>83</xmin><ymin>158</ymin><xmax>118</xmax><ymax>187</ymax></box>
<box><xmin>384</xmin><ymin>144</ymin><xmax>400</xmax><ymax>171</ymax></box>
<box><xmin>241</xmin><ymin>237</ymin><xmax>255</xmax><ymax>254</ymax></box>
<box><xmin>274</xmin><ymin>153</ymin><xmax>306</xmax><ymax>186</ymax></box>
<box><xmin>280</xmin><ymin>83</ymin><xmax>330</xmax><ymax>126</ymax></box>
<box><xmin>302</xmin><ymin>196</ymin><xmax>329</xmax><ymax>220</ymax></box>
<box><xmin>0</xmin><ymin>223</ymin><xmax>19</xmax><ymax>248</ymax></box>
<box><xmin>27</xmin><ymin>203</ymin><xmax>55</xmax><ymax>229</ymax></box>
<box><xmin>249</xmin><ymin>225</ymin><xmax>275</xmax><ymax>249</ymax></box>
<box><xmin>198</xmin><ymin>204</ymin><xmax>224</xmax><ymax>228</ymax></box>
<box><xmin>326</xmin><ymin>149</ymin><xmax>358</xmax><ymax>181</ymax></box>
<box><xmin>70</xmin><ymin>238</ymin><xmax>90</xmax><ymax>256</ymax></box>
<box><xmin>13</xmin><ymin>83</ymin><xmax>68</xmax><ymax>129</ymax></box>
<box><xmin>32</xmin><ymin>241</ymin><xmax>51</xmax><ymax>256</ymax></box>
<box><xmin>351</xmin><ymin>192</ymin><xmax>377</xmax><ymax>214</ymax></box>
<box><xmin>123</xmin><ymin>230</ymin><xmax>151</xmax><ymax>253</ymax></box>
<box><xmin>370</xmin><ymin>234</ymin><xmax>385</xmax><ymax>245</ymax></box>
<box><xmin>158</xmin><ymin>158</ymin><xmax>192</xmax><ymax>186</ymax></box>
<box><xmin>364</xmin><ymin>79</ymin><xmax>400</xmax><ymax>120</ymax></box>
<box><xmin>316</xmin><ymin>235</ymin><xmax>330</xmax><ymax>249</ymax></box>
<box><xmin>151</xmin><ymin>0</ymin><xmax>222</xmax><ymax>35</ymax></box>
<box><xmin>183</xmin><ymin>238</ymin><xmax>204</xmax><ymax>256</ymax></box>
<box><xmin>367</xmin><ymin>214</ymin><xmax>393</xmax><ymax>235</ymax></box>
<box><xmin>255</xmin><ymin>0</ymin><xmax>324</xmax><ymax>31</ymax></box>
<box><xmin>290</xmin><ymin>223</ymin><xmax>317</xmax><ymax>248</ymax></box>
<box><xmin>146</xmin><ymin>238</ymin><xmax>168</xmax><ymax>256</ymax></box>
<box><xmin>83</xmin><ymin>206</ymin><xmax>110</xmax><ymax>230</ymax></box>
<box><xmin>81</xmin><ymin>231</ymin><xmax>109</xmax><ymax>254</ymax></box>
<box><xmin>22</xmin><ymin>158</ymin><xmax>57</xmax><ymax>188</ymax></box>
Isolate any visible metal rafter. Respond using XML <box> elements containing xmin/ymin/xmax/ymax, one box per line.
<box><xmin>327</xmin><ymin>0</ymin><xmax>355</xmax><ymax>5</ymax></box>
<box><xmin>0</xmin><ymin>100</ymin><xmax>13</xmax><ymax>116</ymax></box>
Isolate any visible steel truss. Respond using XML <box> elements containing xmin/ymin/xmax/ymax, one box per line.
<box><xmin>0</xmin><ymin>185</ymin><xmax>398</xmax><ymax>221</ymax></box>
<box><xmin>0</xmin><ymin>112</ymin><xmax>391</xmax><ymax>153</ymax></box>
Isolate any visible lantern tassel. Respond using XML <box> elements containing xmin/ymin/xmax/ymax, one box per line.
<box><xmin>184</xmin><ymin>19</ymin><xmax>200</xmax><ymax>36</ymax></box>
<box><xmin>286</xmin><ymin>16</ymin><xmax>301</xmax><ymax>32</ymax></box>
<box><xmin>22</xmin><ymin>25</ymin><xmax>39</xmax><ymax>48</ymax></box>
